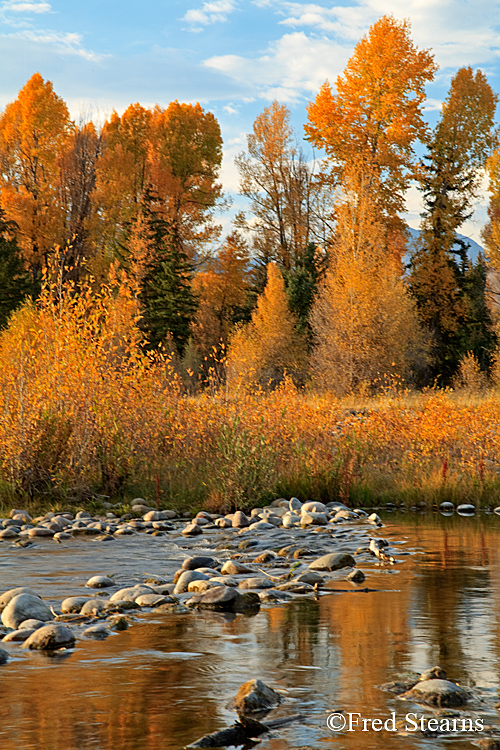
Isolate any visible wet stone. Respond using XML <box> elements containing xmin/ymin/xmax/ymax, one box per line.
<box><xmin>400</xmin><ymin>678</ymin><xmax>470</xmax><ymax>707</ymax></box>
<box><xmin>86</xmin><ymin>575</ymin><xmax>114</xmax><ymax>589</ymax></box>
<box><xmin>23</xmin><ymin>623</ymin><xmax>75</xmax><ymax>651</ymax></box>
<box><xmin>309</xmin><ymin>552</ymin><xmax>356</xmax><ymax>571</ymax></box>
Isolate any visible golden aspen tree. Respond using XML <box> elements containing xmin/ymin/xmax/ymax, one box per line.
<box><xmin>0</xmin><ymin>73</ymin><xmax>73</xmax><ymax>279</ymax></box>
<box><xmin>310</xmin><ymin>163</ymin><xmax>427</xmax><ymax>394</ymax></box>
<box><xmin>227</xmin><ymin>262</ymin><xmax>306</xmax><ymax>389</ymax></box>
<box><xmin>305</xmin><ymin>15</ymin><xmax>436</xmax><ymax>246</ymax></box>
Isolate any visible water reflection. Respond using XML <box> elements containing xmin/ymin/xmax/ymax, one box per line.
<box><xmin>1</xmin><ymin>513</ymin><xmax>500</xmax><ymax>749</ymax></box>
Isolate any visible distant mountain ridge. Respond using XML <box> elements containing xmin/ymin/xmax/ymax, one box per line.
<box><xmin>406</xmin><ymin>226</ymin><xmax>484</xmax><ymax>263</ymax></box>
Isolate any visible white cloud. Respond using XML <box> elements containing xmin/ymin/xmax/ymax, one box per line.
<box><xmin>205</xmin><ymin>31</ymin><xmax>350</xmax><ymax>101</ymax></box>
<box><xmin>183</xmin><ymin>0</ymin><xmax>237</xmax><ymax>27</ymax></box>
<box><xmin>1</xmin><ymin>0</ymin><xmax>51</xmax><ymax>12</ymax></box>
<box><xmin>4</xmin><ymin>29</ymin><xmax>104</xmax><ymax>61</ymax></box>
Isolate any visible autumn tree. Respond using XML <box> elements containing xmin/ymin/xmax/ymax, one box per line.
<box><xmin>0</xmin><ymin>209</ymin><xmax>34</xmax><ymax>328</ymax></box>
<box><xmin>305</xmin><ymin>15</ymin><xmax>436</xmax><ymax>250</ymax></box>
<box><xmin>0</xmin><ymin>73</ymin><xmax>73</xmax><ymax>280</ymax></box>
<box><xmin>191</xmin><ymin>231</ymin><xmax>250</xmax><ymax>372</ymax></box>
<box><xmin>227</xmin><ymin>262</ymin><xmax>306</xmax><ymax>389</ymax></box>
<box><xmin>310</xmin><ymin>163</ymin><xmax>427</xmax><ymax>394</ymax></box>
<box><xmin>410</xmin><ymin>67</ymin><xmax>498</xmax><ymax>383</ymax></box>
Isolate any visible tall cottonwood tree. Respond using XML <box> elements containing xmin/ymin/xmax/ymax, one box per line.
<box><xmin>306</xmin><ymin>15</ymin><xmax>436</xmax><ymax>251</ymax></box>
<box><xmin>0</xmin><ymin>73</ymin><xmax>73</xmax><ymax>280</ymax></box>
<box><xmin>410</xmin><ymin>66</ymin><xmax>498</xmax><ymax>382</ymax></box>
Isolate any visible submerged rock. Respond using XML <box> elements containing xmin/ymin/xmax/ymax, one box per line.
<box><xmin>0</xmin><ymin>647</ymin><xmax>9</xmax><ymax>663</ymax></box>
<box><xmin>400</xmin><ymin>678</ymin><xmax>470</xmax><ymax>707</ymax></box>
<box><xmin>233</xmin><ymin>679</ymin><xmax>283</xmax><ymax>715</ymax></box>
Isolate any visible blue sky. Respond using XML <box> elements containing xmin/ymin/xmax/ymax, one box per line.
<box><xmin>2</xmin><ymin>0</ymin><xmax>500</xmax><ymax>241</ymax></box>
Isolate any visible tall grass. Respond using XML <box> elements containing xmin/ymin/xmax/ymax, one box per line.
<box><xmin>1</xmin><ymin>267</ymin><xmax>499</xmax><ymax>512</ymax></box>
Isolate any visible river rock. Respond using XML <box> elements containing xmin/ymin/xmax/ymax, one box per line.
<box><xmin>233</xmin><ymin>679</ymin><xmax>283</xmax><ymax>715</ymax></box>
<box><xmin>232</xmin><ymin>511</ymin><xmax>250</xmax><ymax>528</ymax></box>
<box><xmin>294</xmin><ymin>571</ymin><xmax>324</xmax><ymax>585</ymax></box>
<box><xmin>289</xmin><ymin>497</ymin><xmax>302</xmax><ymax>511</ymax></box>
<box><xmin>0</xmin><ymin>528</ymin><xmax>19</xmax><ymax>539</ymax></box>
<box><xmin>301</xmin><ymin>512</ymin><xmax>328</xmax><ymax>526</ymax></box>
<box><xmin>258</xmin><ymin>589</ymin><xmax>293</xmax><ymax>602</ymax></box>
<box><xmin>253</xmin><ymin>551</ymin><xmax>276</xmax><ymax>563</ymax></box>
<box><xmin>3</xmin><ymin>628</ymin><xmax>36</xmax><ymax>642</ymax></box>
<box><xmin>82</xmin><ymin>624</ymin><xmax>110</xmax><ymax>639</ymax></box>
<box><xmin>440</xmin><ymin>502</ymin><xmax>454</xmax><ymax>512</ymax></box>
<box><xmin>109</xmin><ymin>585</ymin><xmax>154</xmax><ymax>603</ymax></box>
<box><xmin>400</xmin><ymin>678</ymin><xmax>470</xmax><ymax>707</ymax></box>
<box><xmin>18</xmin><ymin>619</ymin><xmax>45</xmax><ymax>630</ymax></box>
<box><xmin>1</xmin><ymin>593</ymin><xmax>53</xmax><ymax>629</ymax></box>
<box><xmin>420</xmin><ymin>666</ymin><xmax>447</xmax><ymax>681</ymax></box>
<box><xmin>28</xmin><ymin>527</ymin><xmax>55</xmax><ymax>537</ymax></box>
<box><xmin>282</xmin><ymin>513</ymin><xmax>300</xmax><ymax>528</ymax></box>
<box><xmin>302</xmin><ymin>501</ymin><xmax>326</xmax><ymax>513</ymax></box>
<box><xmin>182</xmin><ymin>522</ymin><xmax>203</xmax><ymax>536</ymax></box>
<box><xmin>187</xmin><ymin>586</ymin><xmax>259</xmax><ymax>612</ymax></box>
<box><xmin>181</xmin><ymin>555</ymin><xmax>218</xmax><ymax>570</ymax></box>
<box><xmin>135</xmin><ymin>594</ymin><xmax>170</xmax><ymax>607</ymax></box>
<box><xmin>347</xmin><ymin>569</ymin><xmax>366</xmax><ymax>584</ymax></box>
<box><xmin>368</xmin><ymin>513</ymin><xmax>383</xmax><ymax>525</ymax></box>
<box><xmin>187</xmin><ymin>580</ymin><xmax>223</xmax><ymax>593</ymax></box>
<box><xmin>214</xmin><ymin>518</ymin><xmax>232</xmax><ymax>528</ymax></box>
<box><xmin>457</xmin><ymin>504</ymin><xmax>475</xmax><ymax>514</ymax></box>
<box><xmin>10</xmin><ymin>509</ymin><xmax>32</xmax><ymax>523</ymax></box>
<box><xmin>0</xmin><ymin>648</ymin><xmax>8</xmax><ymax>664</ymax></box>
<box><xmin>238</xmin><ymin>578</ymin><xmax>274</xmax><ymax>590</ymax></box>
<box><xmin>174</xmin><ymin>571</ymin><xmax>209</xmax><ymax>594</ymax></box>
<box><xmin>61</xmin><ymin>596</ymin><xmax>89</xmax><ymax>613</ymax></box>
<box><xmin>277</xmin><ymin>581</ymin><xmax>314</xmax><ymax>593</ymax></box>
<box><xmin>86</xmin><ymin>575</ymin><xmax>114</xmax><ymax>589</ymax></box>
<box><xmin>249</xmin><ymin>521</ymin><xmax>276</xmax><ymax>531</ymax></box>
<box><xmin>23</xmin><ymin>623</ymin><xmax>75</xmax><ymax>650</ymax></box>
<box><xmin>309</xmin><ymin>552</ymin><xmax>356</xmax><ymax>571</ymax></box>
<box><xmin>53</xmin><ymin>532</ymin><xmax>72</xmax><ymax>541</ymax></box>
<box><xmin>221</xmin><ymin>560</ymin><xmax>254</xmax><ymax>576</ymax></box>
<box><xmin>80</xmin><ymin>599</ymin><xmax>107</xmax><ymax>615</ymax></box>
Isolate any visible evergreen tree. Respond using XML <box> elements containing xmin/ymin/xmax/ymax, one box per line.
<box><xmin>283</xmin><ymin>242</ymin><xmax>323</xmax><ymax>341</ymax></box>
<box><xmin>0</xmin><ymin>210</ymin><xmax>33</xmax><ymax>329</ymax></box>
<box><xmin>135</xmin><ymin>188</ymin><xmax>197</xmax><ymax>354</ymax></box>
<box><xmin>409</xmin><ymin>67</ymin><xmax>497</xmax><ymax>384</ymax></box>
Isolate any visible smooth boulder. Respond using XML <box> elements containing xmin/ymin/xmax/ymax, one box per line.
<box><xmin>309</xmin><ymin>552</ymin><xmax>356</xmax><ymax>571</ymax></box>
<box><xmin>23</xmin><ymin>623</ymin><xmax>75</xmax><ymax>650</ymax></box>
<box><xmin>1</xmin><ymin>593</ymin><xmax>53</xmax><ymax>630</ymax></box>
<box><xmin>400</xmin><ymin>678</ymin><xmax>470</xmax><ymax>707</ymax></box>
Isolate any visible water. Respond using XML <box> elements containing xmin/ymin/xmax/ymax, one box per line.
<box><xmin>1</xmin><ymin>512</ymin><xmax>500</xmax><ymax>749</ymax></box>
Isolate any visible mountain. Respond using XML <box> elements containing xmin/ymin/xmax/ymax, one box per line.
<box><xmin>406</xmin><ymin>227</ymin><xmax>484</xmax><ymax>263</ymax></box>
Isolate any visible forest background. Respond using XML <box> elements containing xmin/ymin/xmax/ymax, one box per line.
<box><xmin>2</xmin><ymin>13</ymin><xmax>500</xmax><ymax>512</ymax></box>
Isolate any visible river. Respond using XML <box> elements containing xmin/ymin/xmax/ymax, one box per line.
<box><xmin>0</xmin><ymin>511</ymin><xmax>499</xmax><ymax>749</ymax></box>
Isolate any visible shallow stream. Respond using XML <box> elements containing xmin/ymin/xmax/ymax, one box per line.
<box><xmin>1</xmin><ymin>511</ymin><xmax>500</xmax><ymax>750</ymax></box>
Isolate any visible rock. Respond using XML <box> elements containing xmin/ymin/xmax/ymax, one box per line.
<box><xmin>187</xmin><ymin>586</ymin><xmax>239</xmax><ymax>611</ymax></box>
<box><xmin>53</xmin><ymin>532</ymin><xmax>72</xmax><ymax>541</ymax></box>
<box><xmin>294</xmin><ymin>571</ymin><xmax>324</xmax><ymax>585</ymax></box>
<box><xmin>249</xmin><ymin>521</ymin><xmax>276</xmax><ymax>530</ymax></box>
<box><xmin>233</xmin><ymin>679</ymin><xmax>283</xmax><ymax>715</ymax></box>
<box><xmin>258</xmin><ymin>589</ymin><xmax>293</xmax><ymax>602</ymax></box>
<box><xmin>209</xmin><ymin>576</ymin><xmax>239</xmax><ymax>587</ymax></box>
<box><xmin>182</xmin><ymin>523</ymin><xmax>203</xmax><ymax>536</ymax></box>
<box><xmin>420</xmin><ymin>666</ymin><xmax>447</xmax><ymax>681</ymax></box>
<box><xmin>238</xmin><ymin>539</ymin><xmax>259</xmax><ymax>550</ymax></box>
<box><xmin>457</xmin><ymin>504</ymin><xmax>475</xmax><ymax>514</ymax></box>
<box><xmin>134</xmin><ymin>594</ymin><xmax>169</xmax><ymax>607</ymax></box>
<box><xmin>301</xmin><ymin>512</ymin><xmax>328</xmax><ymax>526</ymax></box>
<box><xmin>10</xmin><ymin>509</ymin><xmax>32</xmax><ymax>523</ymax></box>
<box><xmin>347</xmin><ymin>569</ymin><xmax>366</xmax><ymax>584</ymax></box>
<box><xmin>238</xmin><ymin>578</ymin><xmax>274</xmax><ymax>590</ymax></box>
<box><xmin>282</xmin><ymin>514</ymin><xmax>301</xmax><ymax>528</ymax></box>
<box><xmin>0</xmin><ymin>528</ymin><xmax>19</xmax><ymax>539</ymax></box>
<box><xmin>276</xmin><ymin>582</ymin><xmax>314</xmax><ymax>593</ymax></box>
<box><xmin>23</xmin><ymin>623</ymin><xmax>75</xmax><ymax>650</ymax></box>
<box><xmin>220</xmin><ymin>560</ymin><xmax>254</xmax><ymax>576</ymax></box>
<box><xmin>250</xmin><ymin>508</ymin><xmax>264</xmax><ymax>517</ymax></box>
<box><xmin>253</xmin><ymin>551</ymin><xmax>276</xmax><ymax>564</ymax></box>
<box><xmin>181</xmin><ymin>555</ymin><xmax>218</xmax><ymax>571</ymax></box>
<box><xmin>289</xmin><ymin>497</ymin><xmax>302</xmax><ymax>511</ymax></box>
<box><xmin>232</xmin><ymin>511</ymin><xmax>250</xmax><ymax>528</ymax></box>
<box><xmin>301</xmin><ymin>501</ymin><xmax>326</xmax><ymax>513</ymax></box>
<box><xmin>439</xmin><ymin>502</ymin><xmax>454</xmax><ymax>512</ymax></box>
<box><xmin>28</xmin><ymin>527</ymin><xmax>55</xmax><ymax>537</ymax></box>
<box><xmin>333</xmin><ymin>509</ymin><xmax>357</xmax><ymax>521</ymax></box>
<box><xmin>214</xmin><ymin>518</ymin><xmax>233</xmax><ymax>528</ymax></box>
<box><xmin>400</xmin><ymin>678</ymin><xmax>470</xmax><ymax>707</ymax></box>
<box><xmin>109</xmin><ymin>585</ymin><xmax>154</xmax><ymax>603</ymax></box>
<box><xmin>1</xmin><ymin>593</ymin><xmax>53</xmax><ymax>630</ymax></box>
<box><xmin>187</xmin><ymin>580</ymin><xmax>223</xmax><ymax>593</ymax></box>
<box><xmin>86</xmin><ymin>575</ymin><xmax>114</xmax><ymax>589</ymax></box>
<box><xmin>3</xmin><ymin>629</ymin><xmax>36</xmax><ymax>642</ymax></box>
<box><xmin>309</xmin><ymin>552</ymin><xmax>356</xmax><ymax>571</ymax></box>
<box><xmin>18</xmin><ymin>619</ymin><xmax>45</xmax><ymax>630</ymax></box>
<box><xmin>174</xmin><ymin>571</ymin><xmax>209</xmax><ymax>594</ymax></box>
<box><xmin>293</xmin><ymin>548</ymin><xmax>313</xmax><ymax>558</ymax></box>
<box><xmin>82</xmin><ymin>624</ymin><xmax>110</xmax><ymax>639</ymax></box>
<box><xmin>0</xmin><ymin>647</ymin><xmax>9</xmax><ymax>663</ymax></box>
<box><xmin>80</xmin><ymin>599</ymin><xmax>107</xmax><ymax>615</ymax></box>
<box><xmin>61</xmin><ymin>596</ymin><xmax>89</xmax><ymax>614</ymax></box>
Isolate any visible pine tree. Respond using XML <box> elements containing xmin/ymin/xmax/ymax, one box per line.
<box><xmin>283</xmin><ymin>242</ymin><xmax>323</xmax><ymax>341</ymax></box>
<box><xmin>409</xmin><ymin>67</ymin><xmax>498</xmax><ymax>383</ymax></box>
<box><xmin>0</xmin><ymin>210</ymin><xmax>34</xmax><ymax>329</ymax></box>
<box><xmin>136</xmin><ymin>189</ymin><xmax>197</xmax><ymax>354</ymax></box>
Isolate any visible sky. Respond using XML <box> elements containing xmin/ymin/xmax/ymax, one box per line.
<box><xmin>2</xmin><ymin>0</ymin><xmax>500</xmax><ymax>243</ymax></box>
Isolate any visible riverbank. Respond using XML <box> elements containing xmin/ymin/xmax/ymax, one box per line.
<box><xmin>1</xmin><ymin>384</ymin><xmax>499</xmax><ymax>514</ymax></box>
